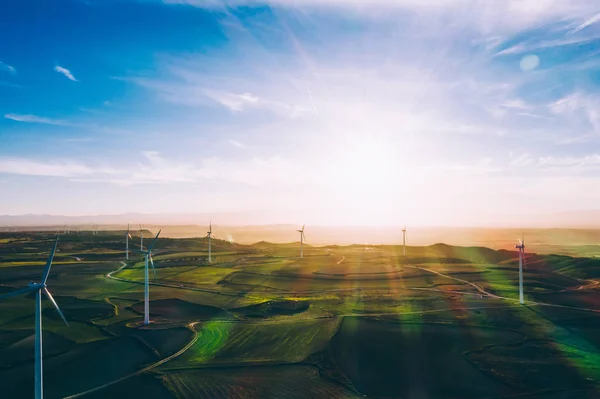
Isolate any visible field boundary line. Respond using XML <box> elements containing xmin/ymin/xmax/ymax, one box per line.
<box><xmin>62</xmin><ymin>321</ymin><xmax>200</xmax><ymax>399</ymax></box>
<box><xmin>407</xmin><ymin>265</ymin><xmax>600</xmax><ymax>313</ymax></box>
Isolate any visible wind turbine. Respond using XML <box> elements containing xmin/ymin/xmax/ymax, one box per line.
<box><xmin>402</xmin><ymin>226</ymin><xmax>407</xmax><ymax>256</ymax></box>
<box><xmin>297</xmin><ymin>225</ymin><xmax>306</xmax><ymax>258</ymax></box>
<box><xmin>137</xmin><ymin>230</ymin><xmax>161</xmax><ymax>325</ymax></box>
<box><xmin>125</xmin><ymin>224</ymin><xmax>132</xmax><ymax>260</ymax></box>
<box><xmin>515</xmin><ymin>235</ymin><xmax>526</xmax><ymax>305</ymax></box>
<box><xmin>207</xmin><ymin>222</ymin><xmax>213</xmax><ymax>263</ymax></box>
<box><xmin>0</xmin><ymin>236</ymin><xmax>69</xmax><ymax>399</ymax></box>
<box><xmin>139</xmin><ymin>224</ymin><xmax>144</xmax><ymax>251</ymax></box>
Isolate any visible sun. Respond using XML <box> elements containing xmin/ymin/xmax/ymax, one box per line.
<box><xmin>333</xmin><ymin>137</ymin><xmax>400</xmax><ymax>188</ymax></box>
<box><xmin>319</xmin><ymin>136</ymin><xmax>410</xmax><ymax>224</ymax></box>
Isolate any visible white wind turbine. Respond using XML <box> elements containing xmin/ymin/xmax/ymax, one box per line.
<box><xmin>125</xmin><ymin>223</ymin><xmax>132</xmax><ymax>260</ymax></box>
<box><xmin>515</xmin><ymin>235</ymin><xmax>526</xmax><ymax>305</ymax></box>
<box><xmin>297</xmin><ymin>224</ymin><xmax>306</xmax><ymax>258</ymax></box>
<box><xmin>207</xmin><ymin>222</ymin><xmax>213</xmax><ymax>263</ymax></box>
<box><xmin>0</xmin><ymin>236</ymin><xmax>69</xmax><ymax>399</ymax></box>
<box><xmin>139</xmin><ymin>224</ymin><xmax>144</xmax><ymax>251</ymax></box>
<box><xmin>402</xmin><ymin>226</ymin><xmax>407</xmax><ymax>256</ymax></box>
<box><xmin>136</xmin><ymin>230</ymin><xmax>161</xmax><ymax>325</ymax></box>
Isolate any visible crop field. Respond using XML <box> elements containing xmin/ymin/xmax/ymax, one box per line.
<box><xmin>161</xmin><ymin>365</ymin><xmax>361</xmax><ymax>399</ymax></box>
<box><xmin>1</xmin><ymin>231</ymin><xmax>600</xmax><ymax>398</ymax></box>
<box><xmin>168</xmin><ymin>318</ymin><xmax>340</xmax><ymax>368</ymax></box>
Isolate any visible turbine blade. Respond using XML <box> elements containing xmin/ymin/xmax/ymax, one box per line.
<box><xmin>148</xmin><ymin>230</ymin><xmax>162</xmax><ymax>252</ymax></box>
<box><xmin>149</xmin><ymin>255</ymin><xmax>158</xmax><ymax>280</ymax></box>
<box><xmin>0</xmin><ymin>286</ymin><xmax>37</xmax><ymax>300</ymax></box>
<box><xmin>41</xmin><ymin>236</ymin><xmax>60</xmax><ymax>285</ymax></box>
<box><xmin>302</xmin><ymin>224</ymin><xmax>305</xmax><ymax>232</ymax></box>
<box><xmin>43</xmin><ymin>288</ymin><xmax>69</xmax><ymax>327</ymax></box>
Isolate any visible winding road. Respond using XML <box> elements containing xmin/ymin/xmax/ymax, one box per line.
<box><xmin>63</xmin><ymin>321</ymin><xmax>200</xmax><ymax>399</ymax></box>
<box><xmin>406</xmin><ymin>265</ymin><xmax>600</xmax><ymax>313</ymax></box>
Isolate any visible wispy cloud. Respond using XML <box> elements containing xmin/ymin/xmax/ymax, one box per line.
<box><xmin>0</xmin><ymin>61</ymin><xmax>16</xmax><ymax>74</ymax></box>
<box><xmin>0</xmin><ymin>158</ymin><xmax>94</xmax><ymax>178</ymax></box>
<box><xmin>228</xmin><ymin>139</ymin><xmax>245</xmax><ymax>148</ymax></box>
<box><xmin>509</xmin><ymin>153</ymin><xmax>536</xmax><ymax>167</ymax></box>
<box><xmin>538</xmin><ymin>154</ymin><xmax>600</xmax><ymax>169</ymax></box>
<box><xmin>163</xmin><ymin>0</ymin><xmax>600</xmax><ymax>33</ymax></box>
<box><xmin>549</xmin><ymin>91</ymin><xmax>600</xmax><ymax>133</ymax></box>
<box><xmin>205</xmin><ymin>90</ymin><xmax>258</xmax><ymax>112</ymax></box>
<box><xmin>568</xmin><ymin>12</ymin><xmax>600</xmax><ymax>35</ymax></box>
<box><xmin>495</xmin><ymin>35</ymin><xmax>600</xmax><ymax>56</ymax></box>
<box><xmin>0</xmin><ymin>151</ymin><xmax>304</xmax><ymax>187</ymax></box>
<box><xmin>54</xmin><ymin>65</ymin><xmax>77</xmax><ymax>81</ymax></box>
<box><xmin>4</xmin><ymin>113</ymin><xmax>69</xmax><ymax>125</ymax></box>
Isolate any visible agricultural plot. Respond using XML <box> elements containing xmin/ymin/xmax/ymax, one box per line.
<box><xmin>327</xmin><ymin>317</ymin><xmax>522</xmax><ymax>398</ymax></box>
<box><xmin>168</xmin><ymin>318</ymin><xmax>340</xmax><ymax>368</ymax></box>
<box><xmin>116</xmin><ymin>265</ymin><xmax>235</xmax><ymax>286</ymax></box>
<box><xmin>0</xmin><ymin>335</ymin><xmax>159</xmax><ymax>398</ymax></box>
<box><xmin>161</xmin><ymin>365</ymin><xmax>361</xmax><ymax>399</ymax></box>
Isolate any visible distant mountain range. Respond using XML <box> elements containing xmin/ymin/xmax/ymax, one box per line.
<box><xmin>3</xmin><ymin>213</ymin><xmax>600</xmax><ymax>249</ymax></box>
<box><xmin>2</xmin><ymin>209</ymin><xmax>600</xmax><ymax>228</ymax></box>
<box><xmin>0</xmin><ymin>211</ymin><xmax>284</xmax><ymax>227</ymax></box>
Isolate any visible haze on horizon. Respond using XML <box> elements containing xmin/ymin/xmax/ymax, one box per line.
<box><xmin>3</xmin><ymin>1</ymin><xmax>600</xmax><ymax>226</ymax></box>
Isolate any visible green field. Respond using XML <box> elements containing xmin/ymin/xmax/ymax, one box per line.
<box><xmin>1</xmin><ymin>231</ymin><xmax>600</xmax><ymax>398</ymax></box>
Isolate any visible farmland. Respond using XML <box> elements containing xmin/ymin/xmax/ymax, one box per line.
<box><xmin>1</xmin><ymin>231</ymin><xmax>600</xmax><ymax>398</ymax></box>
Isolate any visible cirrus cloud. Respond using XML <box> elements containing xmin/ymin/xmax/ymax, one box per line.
<box><xmin>54</xmin><ymin>65</ymin><xmax>77</xmax><ymax>81</ymax></box>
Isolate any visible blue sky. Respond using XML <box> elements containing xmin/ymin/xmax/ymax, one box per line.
<box><xmin>2</xmin><ymin>0</ymin><xmax>600</xmax><ymax>225</ymax></box>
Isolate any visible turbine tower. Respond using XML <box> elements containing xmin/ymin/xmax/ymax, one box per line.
<box><xmin>139</xmin><ymin>224</ymin><xmax>144</xmax><ymax>251</ymax></box>
<box><xmin>137</xmin><ymin>230</ymin><xmax>161</xmax><ymax>325</ymax></box>
<box><xmin>125</xmin><ymin>224</ymin><xmax>132</xmax><ymax>260</ymax></box>
<box><xmin>297</xmin><ymin>224</ymin><xmax>306</xmax><ymax>258</ymax></box>
<box><xmin>0</xmin><ymin>236</ymin><xmax>69</xmax><ymax>399</ymax></box>
<box><xmin>402</xmin><ymin>226</ymin><xmax>407</xmax><ymax>256</ymax></box>
<box><xmin>515</xmin><ymin>235</ymin><xmax>526</xmax><ymax>304</ymax></box>
<box><xmin>207</xmin><ymin>222</ymin><xmax>213</xmax><ymax>263</ymax></box>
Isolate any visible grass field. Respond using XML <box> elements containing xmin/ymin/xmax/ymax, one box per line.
<box><xmin>1</xmin><ymin>231</ymin><xmax>600</xmax><ymax>398</ymax></box>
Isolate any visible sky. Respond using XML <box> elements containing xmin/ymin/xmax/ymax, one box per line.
<box><xmin>2</xmin><ymin>0</ymin><xmax>600</xmax><ymax>226</ymax></box>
